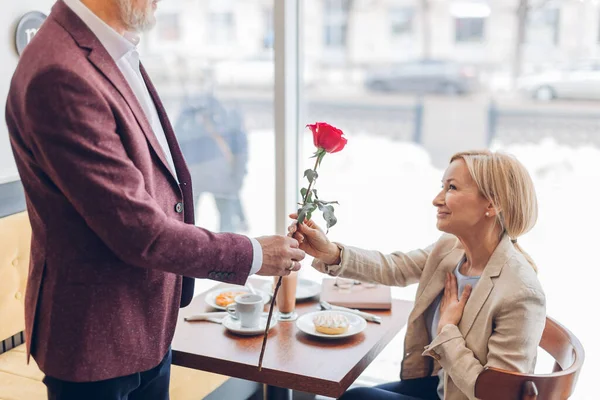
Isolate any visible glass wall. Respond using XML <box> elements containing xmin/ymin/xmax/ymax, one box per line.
<box><xmin>141</xmin><ymin>0</ymin><xmax>275</xmax><ymax>239</ymax></box>
<box><xmin>301</xmin><ymin>0</ymin><xmax>595</xmax><ymax>397</ymax></box>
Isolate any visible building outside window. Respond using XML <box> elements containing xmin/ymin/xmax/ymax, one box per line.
<box><xmin>208</xmin><ymin>0</ymin><xmax>236</xmax><ymax>45</ymax></box>
<box><xmin>390</xmin><ymin>7</ymin><xmax>415</xmax><ymax>38</ymax></box>
<box><xmin>323</xmin><ymin>0</ymin><xmax>350</xmax><ymax>48</ymax></box>
<box><xmin>527</xmin><ymin>7</ymin><xmax>560</xmax><ymax>47</ymax></box>
<box><xmin>452</xmin><ymin>2</ymin><xmax>490</xmax><ymax>43</ymax></box>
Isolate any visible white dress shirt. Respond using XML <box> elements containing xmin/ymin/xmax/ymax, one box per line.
<box><xmin>63</xmin><ymin>0</ymin><xmax>262</xmax><ymax>275</ymax></box>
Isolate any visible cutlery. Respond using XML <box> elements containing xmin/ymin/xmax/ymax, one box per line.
<box><xmin>319</xmin><ymin>300</ymin><xmax>382</xmax><ymax>324</ymax></box>
<box><xmin>184</xmin><ymin>312</ymin><xmax>227</xmax><ymax>322</ymax></box>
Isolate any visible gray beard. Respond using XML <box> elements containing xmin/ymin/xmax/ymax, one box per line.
<box><xmin>115</xmin><ymin>0</ymin><xmax>156</xmax><ymax>33</ymax></box>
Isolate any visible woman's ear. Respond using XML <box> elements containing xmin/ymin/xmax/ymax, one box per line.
<box><xmin>486</xmin><ymin>203</ymin><xmax>499</xmax><ymax>217</ymax></box>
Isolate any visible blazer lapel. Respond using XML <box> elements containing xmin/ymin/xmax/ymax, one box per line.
<box><xmin>139</xmin><ymin>63</ymin><xmax>195</xmax><ymax>224</ymax></box>
<box><xmin>458</xmin><ymin>235</ymin><xmax>513</xmax><ymax>337</ymax></box>
<box><xmin>86</xmin><ymin>50</ymin><xmax>178</xmax><ymax>183</ymax></box>
<box><xmin>409</xmin><ymin>247</ymin><xmax>464</xmax><ymax>323</ymax></box>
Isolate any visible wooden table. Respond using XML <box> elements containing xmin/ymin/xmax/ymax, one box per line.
<box><xmin>172</xmin><ymin>283</ymin><xmax>413</xmax><ymax>399</ymax></box>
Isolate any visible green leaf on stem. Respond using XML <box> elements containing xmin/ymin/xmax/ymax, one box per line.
<box><xmin>297</xmin><ymin>202</ymin><xmax>318</xmax><ymax>224</ymax></box>
<box><xmin>304</xmin><ymin>169</ymin><xmax>318</xmax><ymax>185</ymax></box>
<box><xmin>313</xmin><ymin>189</ymin><xmax>319</xmax><ymax>200</ymax></box>
<box><xmin>300</xmin><ymin>188</ymin><xmax>308</xmax><ymax>198</ymax></box>
<box><xmin>315</xmin><ymin>199</ymin><xmax>339</xmax><ymax>207</ymax></box>
<box><xmin>318</xmin><ymin>203</ymin><xmax>337</xmax><ymax>233</ymax></box>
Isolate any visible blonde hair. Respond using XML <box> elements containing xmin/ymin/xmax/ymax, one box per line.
<box><xmin>450</xmin><ymin>150</ymin><xmax>538</xmax><ymax>272</ymax></box>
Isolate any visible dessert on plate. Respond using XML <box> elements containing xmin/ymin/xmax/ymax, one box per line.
<box><xmin>313</xmin><ymin>312</ymin><xmax>349</xmax><ymax>335</ymax></box>
<box><xmin>215</xmin><ymin>291</ymin><xmax>247</xmax><ymax>307</ymax></box>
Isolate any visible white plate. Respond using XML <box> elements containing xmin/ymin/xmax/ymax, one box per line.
<box><xmin>222</xmin><ymin>312</ymin><xmax>278</xmax><ymax>336</ymax></box>
<box><xmin>296</xmin><ymin>279</ymin><xmax>321</xmax><ymax>300</ymax></box>
<box><xmin>255</xmin><ymin>278</ymin><xmax>321</xmax><ymax>301</ymax></box>
<box><xmin>296</xmin><ymin>310</ymin><xmax>367</xmax><ymax>339</ymax></box>
<box><xmin>204</xmin><ymin>286</ymin><xmax>271</xmax><ymax>311</ymax></box>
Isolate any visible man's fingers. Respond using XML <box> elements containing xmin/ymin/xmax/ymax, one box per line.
<box><xmin>286</xmin><ymin>236</ymin><xmax>299</xmax><ymax>248</ymax></box>
<box><xmin>288</xmin><ymin>247</ymin><xmax>306</xmax><ymax>261</ymax></box>
<box><xmin>290</xmin><ymin>260</ymin><xmax>302</xmax><ymax>271</ymax></box>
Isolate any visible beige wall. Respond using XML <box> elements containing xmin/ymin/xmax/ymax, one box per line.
<box><xmin>1</xmin><ymin>0</ymin><xmax>52</xmax><ymax>183</ymax></box>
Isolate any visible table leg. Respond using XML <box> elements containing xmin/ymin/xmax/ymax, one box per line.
<box><xmin>263</xmin><ymin>384</ymin><xmax>292</xmax><ymax>400</ymax></box>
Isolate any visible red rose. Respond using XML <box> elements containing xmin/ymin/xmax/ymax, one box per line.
<box><xmin>307</xmin><ymin>122</ymin><xmax>347</xmax><ymax>153</ymax></box>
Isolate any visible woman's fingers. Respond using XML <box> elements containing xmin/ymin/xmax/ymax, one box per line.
<box><xmin>450</xmin><ymin>272</ymin><xmax>459</xmax><ymax>300</ymax></box>
<box><xmin>460</xmin><ymin>284</ymin><xmax>472</xmax><ymax>305</ymax></box>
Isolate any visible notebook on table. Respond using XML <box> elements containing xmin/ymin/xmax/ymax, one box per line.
<box><xmin>320</xmin><ymin>278</ymin><xmax>392</xmax><ymax>310</ymax></box>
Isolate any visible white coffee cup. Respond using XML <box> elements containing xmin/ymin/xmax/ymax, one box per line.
<box><xmin>226</xmin><ymin>293</ymin><xmax>263</xmax><ymax>328</ymax></box>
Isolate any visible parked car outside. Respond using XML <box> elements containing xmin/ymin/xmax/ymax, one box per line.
<box><xmin>518</xmin><ymin>60</ymin><xmax>600</xmax><ymax>101</ymax></box>
<box><xmin>364</xmin><ymin>59</ymin><xmax>480</xmax><ymax>95</ymax></box>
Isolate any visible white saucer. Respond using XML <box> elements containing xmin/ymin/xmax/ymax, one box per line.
<box><xmin>296</xmin><ymin>310</ymin><xmax>367</xmax><ymax>339</ymax></box>
<box><xmin>222</xmin><ymin>313</ymin><xmax>278</xmax><ymax>336</ymax></box>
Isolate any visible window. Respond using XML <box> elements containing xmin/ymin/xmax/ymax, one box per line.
<box><xmin>390</xmin><ymin>7</ymin><xmax>414</xmax><ymax>38</ymax></box>
<box><xmin>451</xmin><ymin>2</ymin><xmax>489</xmax><ymax>43</ymax></box>
<box><xmin>455</xmin><ymin>17</ymin><xmax>485</xmax><ymax>43</ymax></box>
<box><xmin>527</xmin><ymin>7</ymin><xmax>560</xmax><ymax>46</ymax></box>
<box><xmin>209</xmin><ymin>12</ymin><xmax>235</xmax><ymax>44</ymax></box>
<box><xmin>156</xmin><ymin>13</ymin><xmax>181</xmax><ymax>42</ymax></box>
<box><xmin>323</xmin><ymin>0</ymin><xmax>350</xmax><ymax>48</ymax></box>
<box><xmin>263</xmin><ymin>8</ymin><xmax>274</xmax><ymax>49</ymax></box>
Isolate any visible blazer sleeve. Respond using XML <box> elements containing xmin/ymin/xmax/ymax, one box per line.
<box><xmin>20</xmin><ymin>66</ymin><xmax>253</xmax><ymax>284</ymax></box>
<box><xmin>421</xmin><ymin>287</ymin><xmax>546</xmax><ymax>400</ymax></box>
<box><xmin>312</xmin><ymin>241</ymin><xmax>436</xmax><ymax>287</ymax></box>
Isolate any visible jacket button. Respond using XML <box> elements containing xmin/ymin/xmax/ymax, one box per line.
<box><xmin>208</xmin><ymin>272</ymin><xmax>216</xmax><ymax>279</ymax></box>
<box><xmin>175</xmin><ymin>202</ymin><xmax>184</xmax><ymax>213</ymax></box>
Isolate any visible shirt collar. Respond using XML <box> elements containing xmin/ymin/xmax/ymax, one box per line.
<box><xmin>63</xmin><ymin>0</ymin><xmax>140</xmax><ymax>61</ymax></box>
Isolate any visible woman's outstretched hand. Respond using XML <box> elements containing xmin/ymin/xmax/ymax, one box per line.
<box><xmin>288</xmin><ymin>213</ymin><xmax>341</xmax><ymax>265</ymax></box>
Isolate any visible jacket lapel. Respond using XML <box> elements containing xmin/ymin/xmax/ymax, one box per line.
<box><xmin>51</xmin><ymin>0</ymin><xmax>177</xmax><ymax>185</ymax></box>
<box><xmin>458</xmin><ymin>235</ymin><xmax>512</xmax><ymax>337</ymax></box>
<box><xmin>139</xmin><ymin>63</ymin><xmax>195</xmax><ymax>224</ymax></box>
<box><xmin>409</xmin><ymin>246</ymin><xmax>464</xmax><ymax>323</ymax></box>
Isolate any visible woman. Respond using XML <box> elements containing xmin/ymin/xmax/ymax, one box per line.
<box><xmin>289</xmin><ymin>150</ymin><xmax>546</xmax><ymax>400</ymax></box>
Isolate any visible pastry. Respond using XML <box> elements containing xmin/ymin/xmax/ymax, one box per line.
<box><xmin>313</xmin><ymin>313</ymin><xmax>349</xmax><ymax>335</ymax></box>
<box><xmin>215</xmin><ymin>291</ymin><xmax>247</xmax><ymax>307</ymax></box>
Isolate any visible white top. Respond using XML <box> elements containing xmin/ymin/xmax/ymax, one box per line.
<box><xmin>62</xmin><ymin>0</ymin><xmax>262</xmax><ymax>275</ymax></box>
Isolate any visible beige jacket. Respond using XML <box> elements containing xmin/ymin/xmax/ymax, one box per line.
<box><xmin>313</xmin><ymin>234</ymin><xmax>546</xmax><ymax>400</ymax></box>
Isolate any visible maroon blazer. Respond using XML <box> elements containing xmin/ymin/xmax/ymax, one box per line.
<box><xmin>5</xmin><ymin>0</ymin><xmax>253</xmax><ymax>382</ymax></box>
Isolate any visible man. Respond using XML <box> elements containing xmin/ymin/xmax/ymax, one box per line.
<box><xmin>5</xmin><ymin>0</ymin><xmax>304</xmax><ymax>399</ymax></box>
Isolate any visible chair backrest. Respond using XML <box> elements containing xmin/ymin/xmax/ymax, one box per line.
<box><xmin>0</xmin><ymin>212</ymin><xmax>31</xmax><ymax>342</ymax></box>
<box><xmin>475</xmin><ymin>316</ymin><xmax>585</xmax><ymax>400</ymax></box>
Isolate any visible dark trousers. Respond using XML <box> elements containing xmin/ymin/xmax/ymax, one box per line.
<box><xmin>43</xmin><ymin>348</ymin><xmax>172</xmax><ymax>400</ymax></box>
<box><xmin>339</xmin><ymin>376</ymin><xmax>440</xmax><ymax>400</ymax></box>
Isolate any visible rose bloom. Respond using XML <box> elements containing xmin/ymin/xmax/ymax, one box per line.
<box><xmin>307</xmin><ymin>122</ymin><xmax>347</xmax><ymax>153</ymax></box>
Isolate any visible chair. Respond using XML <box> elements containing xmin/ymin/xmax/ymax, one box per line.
<box><xmin>0</xmin><ymin>211</ymin><xmax>230</xmax><ymax>400</ymax></box>
<box><xmin>474</xmin><ymin>316</ymin><xmax>585</xmax><ymax>400</ymax></box>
